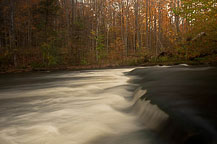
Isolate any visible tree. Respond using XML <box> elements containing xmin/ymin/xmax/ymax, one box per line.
<box><xmin>34</xmin><ymin>0</ymin><xmax>60</xmax><ymax>66</ymax></box>
<box><xmin>0</xmin><ymin>0</ymin><xmax>216</xmax><ymax>70</ymax></box>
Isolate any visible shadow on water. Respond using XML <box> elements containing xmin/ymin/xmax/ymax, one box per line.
<box><xmin>86</xmin><ymin>129</ymin><xmax>165</xmax><ymax>144</ymax></box>
<box><xmin>128</xmin><ymin>65</ymin><xmax>217</xmax><ymax>144</ymax></box>
<box><xmin>0</xmin><ymin>66</ymin><xmax>217</xmax><ymax>144</ymax></box>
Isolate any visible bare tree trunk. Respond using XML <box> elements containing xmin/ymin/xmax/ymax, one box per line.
<box><xmin>134</xmin><ymin>0</ymin><xmax>138</xmax><ymax>52</ymax></box>
<box><xmin>26</xmin><ymin>0</ymin><xmax>31</xmax><ymax>48</ymax></box>
<box><xmin>9</xmin><ymin>0</ymin><xmax>17</xmax><ymax>67</ymax></box>
<box><xmin>106</xmin><ymin>28</ymin><xmax>109</xmax><ymax>54</ymax></box>
<box><xmin>169</xmin><ymin>0</ymin><xmax>173</xmax><ymax>25</ymax></box>
<box><xmin>145</xmin><ymin>0</ymin><xmax>149</xmax><ymax>49</ymax></box>
<box><xmin>154</xmin><ymin>6</ymin><xmax>157</xmax><ymax>58</ymax></box>
<box><xmin>158</xmin><ymin>0</ymin><xmax>162</xmax><ymax>51</ymax></box>
<box><xmin>175</xmin><ymin>0</ymin><xmax>180</xmax><ymax>33</ymax></box>
<box><xmin>120</xmin><ymin>2</ymin><xmax>124</xmax><ymax>45</ymax></box>
<box><xmin>148</xmin><ymin>0</ymin><xmax>152</xmax><ymax>50</ymax></box>
<box><xmin>124</xmin><ymin>0</ymin><xmax>129</xmax><ymax>57</ymax></box>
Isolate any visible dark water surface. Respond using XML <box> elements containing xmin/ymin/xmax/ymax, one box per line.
<box><xmin>128</xmin><ymin>65</ymin><xmax>217</xmax><ymax>144</ymax></box>
<box><xmin>0</xmin><ymin>66</ymin><xmax>216</xmax><ymax>144</ymax></box>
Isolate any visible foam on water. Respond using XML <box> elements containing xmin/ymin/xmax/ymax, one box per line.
<box><xmin>0</xmin><ymin>68</ymin><xmax>172</xmax><ymax>144</ymax></box>
<box><xmin>0</xmin><ymin>68</ymin><xmax>158</xmax><ymax>144</ymax></box>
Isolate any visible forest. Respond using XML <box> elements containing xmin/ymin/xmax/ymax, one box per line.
<box><xmin>0</xmin><ymin>0</ymin><xmax>216</xmax><ymax>71</ymax></box>
<box><xmin>0</xmin><ymin>1</ymin><xmax>217</xmax><ymax>143</ymax></box>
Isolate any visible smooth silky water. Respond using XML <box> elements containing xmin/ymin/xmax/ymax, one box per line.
<box><xmin>0</xmin><ymin>68</ymin><xmax>167</xmax><ymax>144</ymax></box>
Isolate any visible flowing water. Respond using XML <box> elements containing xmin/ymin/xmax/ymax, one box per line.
<box><xmin>0</xmin><ymin>68</ymin><xmax>167</xmax><ymax>144</ymax></box>
<box><xmin>1</xmin><ymin>66</ymin><xmax>217</xmax><ymax>144</ymax></box>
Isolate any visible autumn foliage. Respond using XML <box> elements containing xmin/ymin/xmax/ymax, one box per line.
<box><xmin>0</xmin><ymin>0</ymin><xmax>216</xmax><ymax>71</ymax></box>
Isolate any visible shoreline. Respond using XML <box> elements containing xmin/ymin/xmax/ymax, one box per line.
<box><xmin>0</xmin><ymin>61</ymin><xmax>217</xmax><ymax>74</ymax></box>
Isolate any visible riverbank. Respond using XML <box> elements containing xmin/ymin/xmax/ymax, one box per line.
<box><xmin>1</xmin><ymin>59</ymin><xmax>217</xmax><ymax>74</ymax></box>
<box><xmin>0</xmin><ymin>64</ymin><xmax>123</xmax><ymax>74</ymax></box>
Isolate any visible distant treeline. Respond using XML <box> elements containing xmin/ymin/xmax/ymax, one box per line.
<box><xmin>0</xmin><ymin>0</ymin><xmax>216</xmax><ymax>70</ymax></box>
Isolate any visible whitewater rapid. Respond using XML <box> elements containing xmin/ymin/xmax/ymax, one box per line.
<box><xmin>0</xmin><ymin>68</ymin><xmax>165</xmax><ymax>144</ymax></box>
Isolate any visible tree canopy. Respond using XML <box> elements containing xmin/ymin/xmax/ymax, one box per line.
<box><xmin>0</xmin><ymin>0</ymin><xmax>216</xmax><ymax>71</ymax></box>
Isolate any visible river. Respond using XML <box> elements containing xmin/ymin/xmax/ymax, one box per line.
<box><xmin>0</xmin><ymin>66</ymin><xmax>216</xmax><ymax>144</ymax></box>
